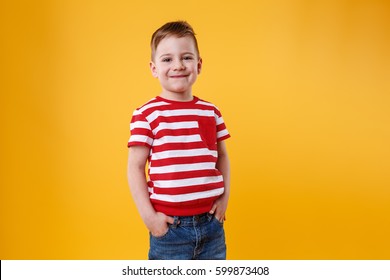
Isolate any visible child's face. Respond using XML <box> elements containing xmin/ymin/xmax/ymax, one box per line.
<box><xmin>150</xmin><ymin>35</ymin><xmax>202</xmax><ymax>98</ymax></box>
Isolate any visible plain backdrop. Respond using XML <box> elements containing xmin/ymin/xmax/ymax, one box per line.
<box><xmin>1</xmin><ymin>0</ymin><xmax>389</xmax><ymax>259</ymax></box>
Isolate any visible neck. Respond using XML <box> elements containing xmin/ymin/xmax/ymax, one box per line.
<box><xmin>160</xmin><ymin>91</ymin><xmax>193</xmax><ymax>102</ymax></box>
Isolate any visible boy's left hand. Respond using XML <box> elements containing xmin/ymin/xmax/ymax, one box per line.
<box><xmin>209</xmin><ymin>194</ymin><xmax>228</xmax><ymax>223</ymax></box>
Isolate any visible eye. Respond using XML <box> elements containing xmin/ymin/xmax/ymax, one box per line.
<box><xmin>183</xmin><ymin>56</ymin><xmax>194</xmax><ymax>61</ymax></box>
<box><xmin>161</xmin><ymin>57</ymin><xmax>171</xmax><ymax>62</ymax></box>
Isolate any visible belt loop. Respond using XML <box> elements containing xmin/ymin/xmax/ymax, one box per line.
<box><xmin>171</xmin><ymin>216</ymin><xmax>179</xmax><ymax>228</ymax></box>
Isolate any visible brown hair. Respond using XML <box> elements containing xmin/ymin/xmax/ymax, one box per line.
<box><xmin>150</xmin><ymin>21</ymin><xmax>200</xmax><ymax>61</ymax></box>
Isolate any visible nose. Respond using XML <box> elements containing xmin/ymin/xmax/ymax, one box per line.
<box><xmin>172</xmin><ymin>59</ymin><xmax>185</xmax><ymax>70</ymax></box>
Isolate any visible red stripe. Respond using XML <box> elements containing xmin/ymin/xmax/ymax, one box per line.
<box><xmin>150</xmin><ymin>169</ymin><xmax>221</xmax><ymax>181</ymax></box>
<box><xmin>150</xmin><ymin>115</ymin><xmax>214</xmax><ymax>130</ymax></box>
<box><xmin>128</xmin><ymin>141</ymin><xmax>151</xmax><ymax>148</ymax></box>
<box><xmin>216</xmin><ymin>123</ymin><xmax>227</xmax><ymax>132</ymax></box>
<box><xmin>217</xmin><ymin>134</ymin><xmax>231</xmax><ymax>142</ymax></box>
<box><xmin>151</xmin><ymin>197</ymin><xmax>217</xmax><ymax>216</ymax></box>
<box><xmin>155</xmin><ymin>128</ymin><xmax>199</xmax><ymax>137</ymax></box>
<box><xmin>131</xmin><ymin>128</ymin><xmax>153</xmax><ymax>138</ymax></box>
<box><xmin>152</xmin><ymin>142</ymin><xmax>213</xmax><ymax>153</ymax></box>
<box><xmin>151</xmin><ymin>155</ymin><xmax>217</xmax><ymax>167</ymax></box>
<box><xmin>131</xmin><ymin>113</ymin><xmax>148</xmax><ymax>123</ymax></box>
<box><xmin>153</xmin><ymin>182</ymin><xmax>223</xmax><ymax>195</ymax></box>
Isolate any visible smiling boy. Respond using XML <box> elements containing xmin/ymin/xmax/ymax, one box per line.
<box><xmin>127</xmin><ymin>21</ymin><xmax>231</xmax><ymax>260</ymax></box>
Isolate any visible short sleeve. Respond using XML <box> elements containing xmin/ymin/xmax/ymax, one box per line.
<box><xmin>214</xmin><ymin>107</ymin><xmax>230</xmax><ymax>142</ymax></box>
<box><xmin>127</xmin><ymin>109</ymin><xmax>154</xmax><ymax>148</ymax></box>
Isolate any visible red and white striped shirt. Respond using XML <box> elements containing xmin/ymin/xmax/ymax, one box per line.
<box><xmin>128</xmin><ymin>96</ymin><xmax>230</xmax><ymax>216</ymax></box>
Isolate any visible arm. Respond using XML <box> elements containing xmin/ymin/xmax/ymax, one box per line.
<box><xmin>209</xmin><ymin>141</ymin><xmax>230</xmax><ymax>222</ymax></box>
<box><xmin>127</xmin><ymin>146</ymin><xmax>174</xmax><ymax>236</ymax></box>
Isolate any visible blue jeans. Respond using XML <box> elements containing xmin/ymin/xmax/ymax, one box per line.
<box><xmin>148</xmin><ymin>213</ymin><xmax>226</xmax><ymax>260</ymax></box>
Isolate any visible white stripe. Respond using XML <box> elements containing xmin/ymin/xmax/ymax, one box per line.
<box><xmin>153</xmin><ymin>135</ymin><xmax>202</xmax><ymax>146</ymax></box>
<box><xmin>138</xmin><ymin>100</ymin><xmax>169</xmax><ymax>113</ymax></box>
<box><xmin>152</xmin><ymin>121</ymin><xmax>198</xmax><ymax>134</ymax></box>
<box><xmin>150</xmin><ymin>162</ymin><xmax>216</xmax><ymax>174</ymax></box>
<box><xmin>216</xmin><ymin>116</ymin><xmax>225</xmax><ymax>125</ymax></box>
<box><xmin>150</xmin><ymin>187</ymin><xmax>224</xmax><ymax>202</ymax></box>
<box><xmin>196</xmin><ymin>100</ymin><xmax>215</xmax><ymax>108</ymax></box>
<box><xmin>153</xmin><ymin>175</ymin><xmax>223</xmax><ymax>188</ymax></box>
<box><xmin>152</xmin><ymin>148</ymin><xmax>217</xmax><ymax>160</ymax></box>
<box><xmin>130</xmin><ymin>121</ymin><xmax>151</xmax><ymax>130</ymax></box>
<box><xmin>129</xmin><ymin>135</ymin><xmax>153</xmax><ymax>145</ymax></box>
<box><xmin>217</xmin><ymin>129</ymin><xmax>229</xmax><ymax>139</ymax></box>
<box><xmin>147</xmin><ymin>109</ymin><xmax>214</xmax><ymax>123</ymax></box>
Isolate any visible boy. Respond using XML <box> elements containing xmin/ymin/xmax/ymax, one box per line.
<box><xmin>127</xmin><ymin>21</ymin><xmax>230</xmax><ymax>260</ymax></box>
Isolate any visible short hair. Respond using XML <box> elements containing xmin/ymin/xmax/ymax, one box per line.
<box><xmin>150</xmin><ymin>21</ymin><xmax>200</xmax><ymax>61</ymax></box>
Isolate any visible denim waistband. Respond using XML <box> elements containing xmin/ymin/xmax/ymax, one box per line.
<box><xmin>171</xmin><ymin>213</ymin><xmax>213</xmax><ymax>227</ymax></box>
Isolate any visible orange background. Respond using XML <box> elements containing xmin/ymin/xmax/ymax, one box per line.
<box><xmin>1</xmin><ymin>0</ymin><xmax>389</xmax><ymax>259</ymax></box>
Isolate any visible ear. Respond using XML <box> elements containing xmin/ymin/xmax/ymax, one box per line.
<box><xmin>150</xmin><ymin>61</ymin><xmax>158</xmax><ymax>78</ymax></box>
<box><xmin>197</xmin><ymin>57</ymin><xmax>203</xmax><ymax>74</ymax></box>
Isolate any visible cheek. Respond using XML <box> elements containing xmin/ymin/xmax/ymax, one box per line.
<box><xmin>155</xmin><ymin>68</ymin><xmax>167</xmax><ymax>77</ymax></box>
<box><xmin>160</xmin><ymin>66</ymin><xmax>170</xmax><ymax>74</ymax></box>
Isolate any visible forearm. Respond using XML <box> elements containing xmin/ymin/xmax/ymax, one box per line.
<box><xmin>216</xmin><ymin>141</ymin><xmax>230</xmax><ymax>200</ymax></box>
<box><xmin>127</xmin><ymin>147</ymin><xmax>173</xmax><ymax>236</ymax></box>
<box><xmin>127</xmin><ymin>165</ymin><xmax>156</xmax><ymax>224</ymax></box>
<box><xmin>217</xmin><ymin>153</ymin><xmax>230</xmax><ymax>199</ymax></box>
<box><xmin>210</xmin><ymin>141</ymin><xmax>231</xmax><ymax>220</ymax></box>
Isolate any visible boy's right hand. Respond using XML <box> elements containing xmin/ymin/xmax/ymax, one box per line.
<box><xmin>146</xmin><ymin>212</ymin><xmax>175</xmax><ymax>237</ymax></box>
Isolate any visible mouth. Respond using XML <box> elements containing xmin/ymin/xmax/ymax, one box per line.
<box><xmin>170</xmin><ymin>75</ymin><xmax>188</xmax><ymax>78</ymax></box>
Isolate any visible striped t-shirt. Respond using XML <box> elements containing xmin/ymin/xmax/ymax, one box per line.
<box><xmin>128</xmin><ymin>96</ymin><xmax>230</xmax><ymax>216</ymax></box>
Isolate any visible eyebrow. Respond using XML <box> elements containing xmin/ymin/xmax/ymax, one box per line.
<box><xmin>159</xmin><ymin>52</ymin><xmax>196</xmax><ymax>59</ymax></box>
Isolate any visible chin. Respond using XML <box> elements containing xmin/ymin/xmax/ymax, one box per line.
<box><xmin>171</xmin><ymin>88</ymin><xmax>189</xmax><ymax>94</ymax></box>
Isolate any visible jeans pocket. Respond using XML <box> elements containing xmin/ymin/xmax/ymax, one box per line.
<box><xmin>211</xmin><ymin>215</ymin><xmax>224</xmax><ymax>227</ymax></box>
<box><xmin>150</xmin><ymin>226</ymin><xmax>171</xmax><ymax>240</ymax></box>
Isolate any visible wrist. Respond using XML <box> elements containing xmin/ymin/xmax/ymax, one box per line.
<box><xmin>220</xmin><ymin>191</ymin><xmax>230</xmax><ymax>201</ymax></box>
<box><xmin>142</xmin><ymin>210</ymin><xmax>158</xmax><ymax>227</ymax></box>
